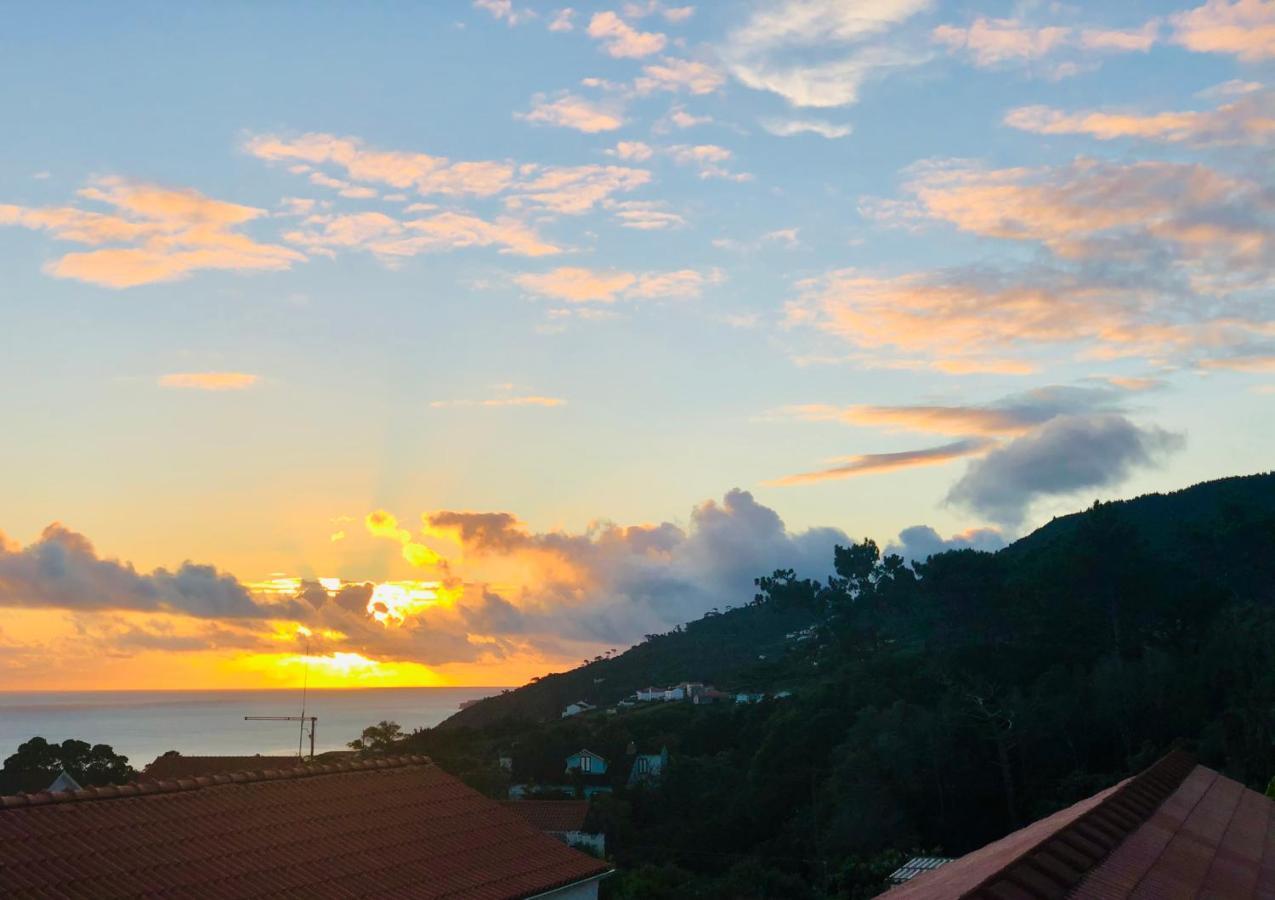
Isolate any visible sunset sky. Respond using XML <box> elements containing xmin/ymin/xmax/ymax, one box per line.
<box><xmin>1</xmin><ymin>0</ymin><xmax>1271</xmax><ymax>689</ymax></box>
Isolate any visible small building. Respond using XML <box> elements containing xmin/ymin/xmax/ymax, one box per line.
<box><xmin>887</xmin><ymin>750</ymin><xmax>1274</xmax><ymax>899</ymax></box>
<box><xmin>693</xmin><ymin>687</ymin><xmax>730</xmax><ymax>705</ymax></box>
<box><xmin>735</xmin><ymin>692</ymin><xmax>765</xmax><ymax>704</ymax></box>
<box><xmin>565</xmin><ymin>749</ymin><xmax>608</xmax><ymax>775</ymax></box>
<box><xmin>497</xmin><ymin>752</ymin><xmax>513</xmax><ymax>772</ymax></box>
<box><xmin>634</xmin><ymin>686</ymin><xmax>663</xmax><ymax>702</ymax></box>
<box><xmin>561</xmin><ymin>700</ymin><xmax>595</xmax><ymax>718</ymax></box>
<box><xmin>627</xmin><ymin>747</ymin><xmax>669</xmax><ymax>786</ymax></box>
<box><xmin>503</xmin><ymin>799</ymin><xmax>605</xmax><ymax>856</ymax></box>
<box><xmin>0</xmin><ymin>754</ymin><xmax>611</xmax><ymax>899</ymax></box>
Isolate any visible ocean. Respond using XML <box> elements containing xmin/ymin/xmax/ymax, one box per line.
<box><xmin>0</xmin><ymin>688</ymin><xmax>502</xmax><ymax>768</ymax></box>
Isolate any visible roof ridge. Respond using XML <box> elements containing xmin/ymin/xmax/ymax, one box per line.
<box><xmin>958</xmin><ymin>749</ymin><xmax>1197</xmax><ymax>899</ymax></box>
<box><xmin>0</xmin><ymin>753</ymin><xmax>433</xmax><ymax>811</ymax></box>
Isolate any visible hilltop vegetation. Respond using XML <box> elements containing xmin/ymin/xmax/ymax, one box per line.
<box><xmin>403</xmin><ymin>472</ymin><xmax>1275</xmax><ymax>899</ymax></box>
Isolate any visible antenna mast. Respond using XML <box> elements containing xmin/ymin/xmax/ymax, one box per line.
<box><xmin>297</xmin><ymin>635</ymin><xmax>311</xmax><ymax>758</ymax></box>
<box><xmin>245</xmin><ymin>716</ymin><xmax>317</xmax><ymax>759</ymax></box>
<box><xmin>242</xmin><ymin>633</ymin><xmax>318</xmax><ymax>760</ymax></box>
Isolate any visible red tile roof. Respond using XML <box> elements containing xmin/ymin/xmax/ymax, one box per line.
<box><xmin>501</xmin><ymin>800</ymin><xmax>591</xmax><ymax>833</ymax></box>
<box><xmin>888</xmin><ymin>750</ymin><xmax>1275</xmax><ymax>899</ymax></box>
<box><xmin>141</xmin><ymin>754</ymin><xmax>303</xmax><ymax>781</ymax></box>
<box><xmin>0</xmin><ymin>754</ymin><xmax>610</xmax><ymax>899</ymax></box>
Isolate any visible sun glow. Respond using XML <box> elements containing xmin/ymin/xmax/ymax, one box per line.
<box><xmin>367</xmin><ymin>581</ymin><xmax>453</xmax><ymax>625</ymax></box>
<box><xmin>229</xmin><ymin>650</ymin><xmax>449</xmax><ymax>687</ymax></box>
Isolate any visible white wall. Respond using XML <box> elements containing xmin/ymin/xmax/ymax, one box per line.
<box><xmin>535</xmin><ymin>876</ymin><xmax>603</xmax><ymax>899</ymax></box>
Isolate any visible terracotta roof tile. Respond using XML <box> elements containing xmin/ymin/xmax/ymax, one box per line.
<box><xmin>888</xmin><ymin>751</ymin><xmax>1275</xmax><ymax>900</ymax></box>
<box><xmin>501</xmin><ymin>800</ymin><xmax>591</xmax><ymax>833</ymax></box>
<box><xmin>0</xmin><ymin>755</ymin><xmax>609</xmax><ymax>899</ymax></box>
<box><xmin>140</xmin><ymin>755</ymin><xmax>304</xmax><ymax>782</ymax></box>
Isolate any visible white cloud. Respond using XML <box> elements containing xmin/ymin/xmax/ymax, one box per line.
<box><xmin>760</xmin><ymin>117</ymin><xmax>853</xmax><ymax>139</ymax></box>
<box><xmin>721</xmin><ymin>0</ymin><xmax>934</xmax><ymax>107</ymax></box>
<box><xmin>473</xmin><ymin>0</ymin><xmax>535</xmax><ymax>25</ymax></box>
<box><xmin>548</xmin><ymin>7</ymin><xmax>575</xmax><ymax>31</ymax></box>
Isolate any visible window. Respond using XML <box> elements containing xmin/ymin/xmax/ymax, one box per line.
<box><xmin>581</xmin><ymin>756</ymin><xmax>592</xmax><ymax>772</ymax></box>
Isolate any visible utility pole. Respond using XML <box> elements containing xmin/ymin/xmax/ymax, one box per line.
<box><xmin>244</xmin><ymin>716</ymin><xmax>317</xmax><ymax>760</ymax></box>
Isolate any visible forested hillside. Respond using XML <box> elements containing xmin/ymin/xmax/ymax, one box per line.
<box><xmin>403</xmin><ymin>472</ymin><xmax>1275</xmax><ymax>899</ymax></box>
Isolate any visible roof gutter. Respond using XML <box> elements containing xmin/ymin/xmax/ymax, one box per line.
<box><xmin>522</xmin><ymin>869</ymin><xmax>615</xmax><ymax>899</ymax></box>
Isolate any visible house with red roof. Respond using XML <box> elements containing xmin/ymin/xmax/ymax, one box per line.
<box><xmin>0</xmin><ymin>754</ymin><xmax>611</xmax><ymax>898</ymax></box>
<box><xmin>887</xmin><ymin>750</ymin><xmax>1275</xmax><ymax>898</ymax></box>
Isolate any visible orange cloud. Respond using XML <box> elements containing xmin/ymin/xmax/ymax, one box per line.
<box><xmin>158</xmin><ymin>372</ymin><xmax>259</xmax><ymax>391</ymax></box>
<box><xmin>587</xmin><ymin>10</ymin><xmax>667</xmax><ymax>57</ymax></box>
<box><xmin>782</xmin><ymin>403</ymin><xmax>1039</xmax><ymax>436</ymax></box>
<box><xmin>607</xmin><ymin>141</ymin><xmax>654</xmax><ymax>161</ymax></box>
<box><xmin>0</xmin><ymin>178</ymin><xmax>304</xmax><ymax>288</ymax></box>
<box><xmin>933</xmin><ymin>18</ymin><xmax>1071</xmax><ymax>65</ymax></box>
<box><xmin>245</xmin><ymin>133</ymin><xmax>517</xmax><ymax>197</ymax></box>
<box><xmin>635</xmin><ymin>57</ymin><xmax>724</xmax><ymax>94</ymax></box>
<box><xmin>1005</xmin><ymin>90</ymin><xmax>1275</xmax><ymax>145</ymax></box>
<box><xmin>667</xmin><ymin>144</ymin><xmax>750</xmax><ymax>180</ymax></box>
<box><xmin>1078</xmin><ymin>23</ymin><xmax>1160</xmax><ymax>51</ymax></box>
<box><xmin>516</xmin><ymin>267</ymin><xmax>637</xmax><ymax>302</ymax></box>
<box><xmin>518</xmin><ymin>93</ymin><xmax>625</xmax><ymax>132</ymax></box>
<box><xmin>768</xmin><ymin>438</ymin><xmax>994</xmax><ymax>486</ymax></box>
<box><xmin>249</xmin><ymin>133</ymin><xmax>650</xmax><ymax>217</ymax></box>
<box><xmin>607</xmin><ymin>200</ymin><xmax>685</xmax><ymax>230</ymax></box>
<box><xmin>509</xmin><ymin>165</ymin><xmax>650</xmax><ymax>215</ymax></box>
<box><xmin>284</xmin><ymin>210</ymin><xmax>560</xmax><ymax>259</ymax></box>
<box><xmin>897</xmin><ymin>158</ymin><xmax>1273</xmax><ymax>285</ymax></box>
<box><xmin>516</xmin><ymin>266</ymin><xmax>720</xmax><ymax>302</ymax></box>
<box><xmin>1199</xmin><ymin>355</ymin><xmax>1275</xmax><ymax>372</ymax></box>
<box><xmin>1171</xmin><ymin>0</ymin><xmax>1275</xmax><ymax>61</ymax></box>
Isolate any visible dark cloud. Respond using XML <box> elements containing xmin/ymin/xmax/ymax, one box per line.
<box><xmin>458</xmin><ymin>589</ymin><xmax>527</xmax><ymax>634</ymax></box>
<box><xmin>0</xmin><ymin>524</ymin><xmax>287</xmax><ymax>619</ymax></box>
<box><xmin>886</xmin><ymin>525</ymin><xmax>1006</xmax><ymax>564</ymax></box>
<box><xmin>295</xmin><ymin>580</ymin><xmax>330</xmax><ymax>609</ymax></box>
<box><xmin>946</xmin><ymin>413</ymin><xmax>1185</xmax><ymax>526</ymax></box>
<box><xmin>332</xmin><ymin>582</ymin><xmax>373</xmax><ymax>614</ymax></box>
<box><xmin>426</xmin><ymin>511</ymin><xmax>526</xmax><ymax>551</ymax></box>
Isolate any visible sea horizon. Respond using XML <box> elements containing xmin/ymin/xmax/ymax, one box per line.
<box><xmin>0</xmin><ymin>687</ymin><xmax>503</xmax><ymax>769</ymax></box>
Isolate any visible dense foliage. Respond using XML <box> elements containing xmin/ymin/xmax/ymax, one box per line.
<box><xmin>0</xmin><ymin>737</ymin><xmax>136</xmax><ymax>794</ymax></box>
<box><xmin>399</xmin><ymin>473</ymin><xmax>1275</xmax><ymax>898</ymax></box>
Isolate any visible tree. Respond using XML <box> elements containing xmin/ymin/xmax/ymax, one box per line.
<box><xmin>348</xmin><ymin>720</ymin><xmax>404</xmax><ymax>753</ymax></box>
<box><xmin>0</xmin><ymin>737</ymin><xmax>135</xmax><ymax>794</ymax></box>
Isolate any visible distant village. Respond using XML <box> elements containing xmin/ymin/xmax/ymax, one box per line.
<box><xmin>561</xmin><ymin>679</ymin><xmax>793</xmax><ymax>719</ymax></box>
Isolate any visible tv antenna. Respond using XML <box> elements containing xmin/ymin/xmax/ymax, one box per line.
<box><xmin>243</xmin><ymin>632</ymin><xmax>317</xmax><ymax>760</ymax></box>
<box><xmin>244</xmin><ymin>715</ymin><xmax>317</xmax><ymax>760</ymax></box>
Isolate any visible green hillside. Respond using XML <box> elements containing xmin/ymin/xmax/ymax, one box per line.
<box><xmin>440</xmin><ymin>600</ymin><xmax>818</xmax><ymax>730</ymax></box>
<box><xmin>402</xmin><ymin>472</ymin><xmax>1275</xmax><ymax>899</ymax></box>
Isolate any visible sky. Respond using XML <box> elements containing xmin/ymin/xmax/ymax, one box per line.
<box><xmin>0</xmin><ymin>0</ymin><xmax>1271</xmax><ymax>690</ymax></box>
